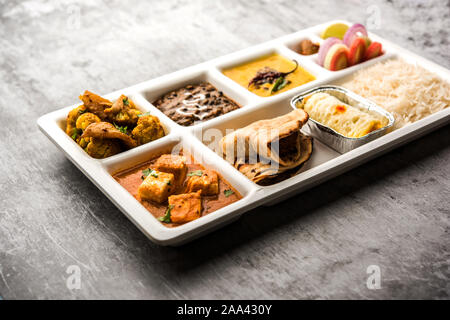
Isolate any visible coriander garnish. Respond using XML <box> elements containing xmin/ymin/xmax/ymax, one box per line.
<box><xmin>159</xmin><ymin>205</ymin><xmax>173</xmax><ymax>223</ymax></box>
<box><xmin>151</xmin><ymin>171</ymin><xmax>159</xmax><ymax>178</ymax></box>
<box><xmin>141</xmin><ymin>168</ymin><xmax>151</xmax><ymax>180</ymax></box>
<box><xmin>187</xmin><ymin>170</ymin><xmax>203</xmax><ymax>177</ymax></box>
<box><xmin>71</xmin><ymin>128</ymin><xmax>82</xmax><ymax>140</ymax></box>
<box><xmin>141</xmin><ymin>168</ymin><xmax>158</xmax><ymax>180</ymax></box>
<box><xmin>114</xmin><ymin>123</ymin><xmax>128</xmax><ymax>134</ymax></box>
<box><xmin>224</xmin><ymin>189</ymin><xmax>234</xmax><ymax>197</ymax></box>
<box><xmin>138</xmin><ymin>111</ymin><xmax>151</xmax><ymax>118</ymax></box>
<box><xmin>122</xmin><ymin>97</ymin><xmax>130</xmax><ymax>106</ymax></box>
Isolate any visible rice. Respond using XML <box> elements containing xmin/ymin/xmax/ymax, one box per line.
<box><xmin>342</xmin><ymin>58</ymin><xmax>450</xmax><ymax>129</ymax></box>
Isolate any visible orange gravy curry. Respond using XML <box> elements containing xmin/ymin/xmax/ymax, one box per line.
<box><xmin>113</xmin><ymin>152</ymin><xmax>242</xmax><ymax>227</ymax></box>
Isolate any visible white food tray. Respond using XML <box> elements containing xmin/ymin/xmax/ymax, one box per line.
<box><xmin>37</xmin><ymin>20</ymin><xmax>450</xmax><ymax>245</ymax></box>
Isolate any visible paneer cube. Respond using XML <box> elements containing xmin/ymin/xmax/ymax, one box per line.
<box><xmin>154</xmin><ymin>154</ymin><xmax>187</xmax><ymax>187</ymax></box>
<box><xmin>185</xmin><ymin>169</ymin><xmax>219</xmax><ymax>195</ymax></box>
<box><xmin>168</xmin><ymin>190</ymin><xmax>202</xmax><ymax>224</ymax></box>
<box><xmin>138</xmin><ymin>170</ymin><xmax>175</xmax><ymax>204</ymax></box>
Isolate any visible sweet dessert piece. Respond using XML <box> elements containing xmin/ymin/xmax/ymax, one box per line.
<box><xmin>294</xmin><ymin>39</ymin><xmax>320</xmax><ymax>55</ymax></box>
<box><xmin>348</xmin><ymin>37</ymin><xmax>367</xmax><ymax>66</ymax></box>
<box><xmin>185</xmin><ymin>169</ymin><xmax>219</xmax><ymax>196</ymax></box>
<box><xmin>364</xmin><ymin>42</ymin><xmax>383</xmax><ymax>61</ymax></box>
<box><xmin>153</xmin><ymin>82</ymin><xmax>241</xmax><ymax>126</ymax></box>
<box><xmin>318</xmin><ymin>37</ymin><xmax>342</xmax><ymax>66</ymax></box>
<box><xmin>168</xmin><ymin>190</ymin><xmax>202</xmax><ymax>224</ymax></box>
<box><xmin>138</xmin><ymin>170</ymin><xmax>175</xmax><ymax>203</ymax></box>
<box><xmin>318</xmin><ymin>22</ymin><xmax>383</xmax><ymax>71</ymax></box>
<box><xmin>323</xmin><ymin>44</ymin><xmax>349</xmax><ymax>71</ymax></box>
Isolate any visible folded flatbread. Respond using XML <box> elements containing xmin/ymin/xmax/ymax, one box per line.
<box><xmin>220</xmin><ymin>109</ymin><xmax>309</xmax><ymax>166</ymax></box>
<box><xmin>235</xmin><ymin>134</ymin><xmax>313</xmax><ymax>185</ymax></box>
<box><xmin>220</xmin><ymin>109</ymin><xmax>313</xmax><ymax>185</ymax></box>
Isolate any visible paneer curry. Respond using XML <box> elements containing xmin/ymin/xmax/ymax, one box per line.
<box><xmin>66</xmin><ymin>91</ymin><xmax>165</xmax><ymax>158</ymax></box>
<box><xmin>113</xmin><ymin>151</ymin><xmax>242</xmax><ymax>227</ymax></box>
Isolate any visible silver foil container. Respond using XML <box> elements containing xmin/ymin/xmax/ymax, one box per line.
<box><xmin>290</xmin><ymin>85</ymin><xmax>395</xmax><ymax>154</ymax></box>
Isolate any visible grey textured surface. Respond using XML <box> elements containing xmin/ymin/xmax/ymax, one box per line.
<box><xmin>1</xmin><ymin>0</ymin><xmax>449</xmax><ymax>299</ymax></box>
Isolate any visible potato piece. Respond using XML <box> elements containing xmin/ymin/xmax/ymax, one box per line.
<box><xmin>168</xmin><ymin>190</ymin><xmax>202</xmax><ymax>224</ymax></box>
<box><xmin>104</xmin><ymin>95</ymin><xmax>141</xmax><ymax>126</ymax></box>
<box><xmin>138</xmin><ymin>170</ymin><xmax>175</xmax><ymax>204</ymax></box>
<box><xmin>185</xmin><ymin>169</ymin><xmax>219</xmax><ymax>195</ymax></box>
<box><xmin>66</xmin><ymin>105</ymin><xmax>87</xmax><ymax>137</ymax></box>
<box><xmin>79</xmin><ymin>136</ymin><xmax>90</xmax><ymax>149</ymax></box>
<box><xmin>153</xmin><ymin>154</ymin><xmax>187</xmax><ymax>187</ymax></box>
<box><xmin>131</xmin><ymin>115</ymin><xmax>165</xmax><ymax>146</ymax></box>
<box><xmin>85</xmin><ymin>138</ymin><xmax>121</xmax><ymax>159</ymax></box>
<box><xmin>76</xmin><ymin>112</ymin><xmax>101</xmax><ymax>131</ymax></box>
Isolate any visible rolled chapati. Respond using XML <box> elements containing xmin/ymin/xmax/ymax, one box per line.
<box><xmin>219</xmin><ymin>109</ymin><xmax>313</xmax><ymax>185</ymax></box>
<box><xmin>220</xmin><ymin>109</ymin><xmax>309</xmax><ymax>167</ymax></box>
<box><xmin>235</xmin><ymin>134</ymin><xmax>313</xmax><ymax>185</ymax></box>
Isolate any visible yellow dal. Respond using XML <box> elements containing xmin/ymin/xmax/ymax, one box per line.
<box><xmin>223</xmin><ymin>53</ymin><xmax>315</xmax><ymax>97</ymax></box>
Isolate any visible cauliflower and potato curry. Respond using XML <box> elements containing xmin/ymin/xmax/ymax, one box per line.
<box><xmin>66</xmin><ymin>91</ymin><xmax>165</xmax><ymax>158</ymax></box>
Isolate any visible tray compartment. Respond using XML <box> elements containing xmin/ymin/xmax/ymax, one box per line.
<box><xmin>307</xmin><ymin>20</ymin><xmax>393</xmax><ymax>74</ymax></box>
<box><xmin>102</xmin><ymin>135</ymin><xmax>256</xmax><ymax>236</ymax></box>
<box><xmin>138</xmin><ymin>69</ymin><xmax>253</xmax><ymax>128</ymax></box>
<box><xmin>55</xmin><ymin>91</ymin><xmax>161</xmax><ymax>132</ymax></box>
<box><xmin>276</xmin><ymin>45</ymin><xmax>330</xmax><ymax>78</ymax></box>
<box><xmin>40</xmin><ymin>92</ymin><xmax>177</xmax><ymax>162</ymax></box>
<box><xmin>196</xmin><ymin>98</ymin><xmax>341</xmax><ymax>187</ymax></box>
<box><xmin>284</xmin><ymin>33</ymin><xmax>322</xmax><ymax>58</ymax></box>
<box><xmin>216</xmin><ymin>46</ymin><xmax>325</xmax><ymax>100</ymax></box>
<box><xmin>103</xmin><ymin>133</ymin><xmax>256</xmax><ymax>198</ymax></box>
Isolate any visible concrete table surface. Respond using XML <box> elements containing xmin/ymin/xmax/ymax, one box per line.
<box><xmin>0</xmin><ymin>0</ymin><xmax>449</xmax><ymax>299</ymax></box>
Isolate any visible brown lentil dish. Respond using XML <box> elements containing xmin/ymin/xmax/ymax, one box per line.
<box><xmin>152</xmin><ymin>82</ymin><xmax>241</xmax><ymax>126</ymax></box>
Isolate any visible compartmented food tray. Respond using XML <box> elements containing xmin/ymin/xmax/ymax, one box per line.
<box><xmin>37</xmin><ymin>20</ymin><xmax>450</xmax><ymax>245</ymax></box>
